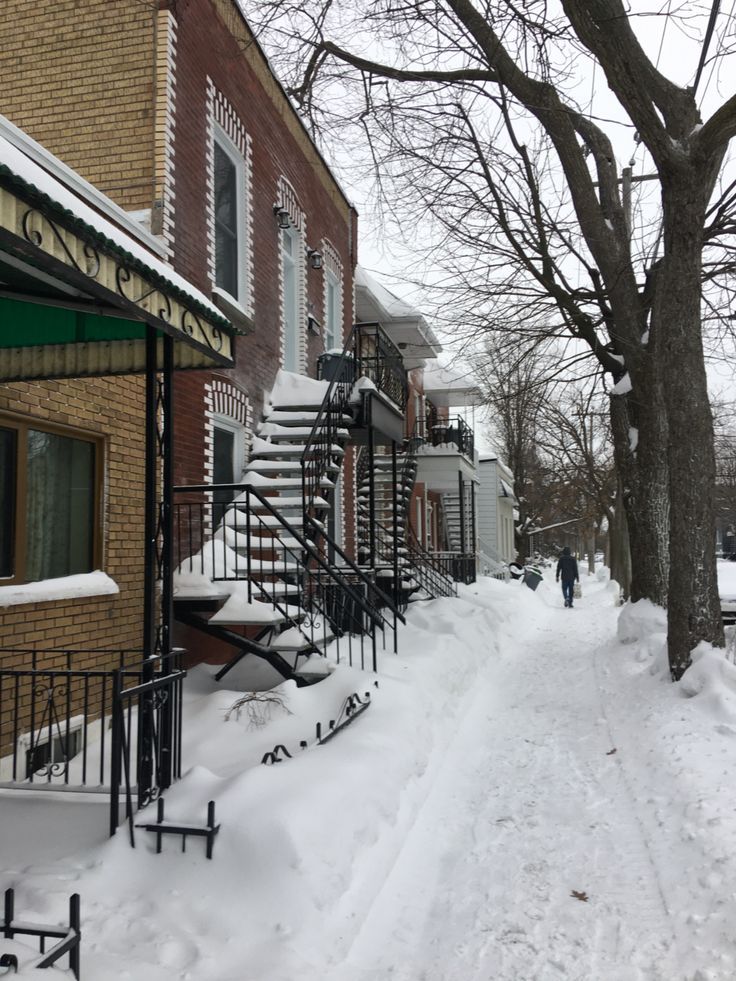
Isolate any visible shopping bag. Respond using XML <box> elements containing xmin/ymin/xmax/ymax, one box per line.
<box><xmin>573</xmin><ymin>582</ymin><xmax>582</xmax><ymax>599</ymax></box>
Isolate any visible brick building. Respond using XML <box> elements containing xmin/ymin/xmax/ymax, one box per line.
<box><xmin>0</xmin><ymin>1</ymin><xmax>480</xmax><ymax>758</ymax></box>
<box><xmin>0</xmin><ymin>0</ymin><xmax>356</xmax><ymax>479</ymax></box>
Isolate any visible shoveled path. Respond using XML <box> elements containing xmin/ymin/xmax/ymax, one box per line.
<box><xmin>323</xmin><ymin>580</ymin><xmax>680</xmax><ymax>981</ymax></box>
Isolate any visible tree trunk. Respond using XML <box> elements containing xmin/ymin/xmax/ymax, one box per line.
<box><xmin>586</xmin><ymin>530</ymin><xmax>596</xmax><ymax>574</ymax></box>
<box><xmin>609</xmin><ymin>390</ymin><xmax>668</xmax><ymax>606</ymax></box>
<box><xmin>609</xmin><ymin>476</ymin><xmax>632</xmax><ymax>600</ymax></box>
<box><xmin>657</xmin><ymin>178</ymin><xmax>724</xmax><ymax>679</ymax></box>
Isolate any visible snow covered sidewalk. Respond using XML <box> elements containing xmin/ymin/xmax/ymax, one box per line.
<box><xmin>3</xmin><ymin>569</ymin><xmax>736</xmax><ymax>979</ymax></box>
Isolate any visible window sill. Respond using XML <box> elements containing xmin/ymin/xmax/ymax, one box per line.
<box><xmin>212</xmin><ymin>287</ymin><xmax>255</xmax><ymax>334</ymax></box>
<box><xmin>0</xmin><ymin>571</ymin><xmax>119</xmax><ymax>608</ymax></box>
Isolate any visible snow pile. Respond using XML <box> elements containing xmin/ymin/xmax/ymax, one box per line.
<box><xmin>6</xmin><ymin>569</ymin><xmax>736</xmax><ymax>978</ymax></box>
<box><xmin>679</xmin><ymin>642</ymin><xmax>736</xmax><ymax>721</ymax></box>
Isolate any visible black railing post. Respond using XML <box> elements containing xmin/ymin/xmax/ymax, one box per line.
<box><xmin>458</xmin><ymin>471</ymin><xmax>465</xmax><ymax>556</ymax></box>
<box><xmin>109</xmin><ymin>668</ymin><xmax>123</xmax><ymax>837</ymax></box>
<box><xmin>470</xmin><ymin>479</ymin><xmax>477</xmax><ymax>581</ymax></box>
<box><xmin>392</xmin><ymin>439</ymin><xmax>400</xmax><ymax>612</ymax></box>
<box><xmin>158</xmin><ymin>334</ymin><xmax>175</xmax><ymax>791</ymax></box>
<box><xmin>368</xmin><ymin>413</ymin><xmax>376</xmax><ymax>575</ymax></box>
<box><xmin>143</xmin><ymin>327</ymin><xmax>158</xmax><ymax>659</ymax></box>
<box><xmin>3</xmin><ymin>888</ymin><xmax>13</xmax><ymax>939</ymax></box>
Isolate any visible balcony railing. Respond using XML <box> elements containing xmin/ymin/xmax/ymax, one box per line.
<box><xmin>424</xmin><ymin>411</ymin><xmax>475</xmax><ymax>460</ymax></box>
<box><xmin>317</xmin><ymin>322</ymin><xmax>408</xmax><ymax>414</ymax></box>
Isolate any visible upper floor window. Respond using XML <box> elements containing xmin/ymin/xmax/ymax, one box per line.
<box><xmin>213</xmin><ymin>127</ymin><xmax>246</xmax><ymax>302</ymax></box>
<box><xmin>322</xmin><ymin>241</ymin><xmax>344</xmax><ymax>353</ymax></box>
<box><xmin>281</xmin><ymin>224</ymin><xmax>302</xmax><ymax>372</ymax></box>
<box><xmin>0</xmin><ymin>418</ymin><xmax>102</xmax><ymax>585</ymax></box>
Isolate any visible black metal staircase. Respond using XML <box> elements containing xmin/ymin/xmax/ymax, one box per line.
<box><xmin>173</xmin><ymin>322</ymin><xmax>410</xmax><ymax>683</ymax></box>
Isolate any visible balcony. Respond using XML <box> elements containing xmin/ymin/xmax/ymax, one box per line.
<box><xmin>415</xmin><ymin>412</ymin><xmax>477</xmax><ymax>491</ymax></box>
<box><xmin>318</xmin><ymin>322</ymin><xmax>408</xmax><ymax>444</ymax></box>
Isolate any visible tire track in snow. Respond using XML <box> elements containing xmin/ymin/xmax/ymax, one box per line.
<box><xmin>322</xmin><ymin>584</ymin><xmax>680</xmax><ymax>981</ymax></box>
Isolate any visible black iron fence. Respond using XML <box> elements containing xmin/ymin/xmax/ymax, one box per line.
<box><xmin>0</xmin><ymin>649</ymin><xmax>184</xmax><ymax>836</ymax></box>
<box><xmin>425</xmin><ymin>410</ymin><xmax>475</xmax><ymax>460</ymax></box>
<box><xmin>432</xmin><ymin>551</ymin><xmax>477</xmax><ymax>585</ymax></box>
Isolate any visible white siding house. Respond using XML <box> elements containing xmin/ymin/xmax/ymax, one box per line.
<box><xmin>478</xmin><ymin>455</ymin><xmax>517</xmax><ymax>568</ymax></box>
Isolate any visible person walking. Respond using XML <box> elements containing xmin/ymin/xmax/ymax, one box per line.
<box><xmin>556</xmin><ymin>546</ymin><xmax>579</xmax><ymax>608</ymax></box>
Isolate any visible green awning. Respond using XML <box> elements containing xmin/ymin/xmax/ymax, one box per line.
<box><xmin>0</xmin><ymin>297</ymin><xmax>146</xmax><ymax>347</ymax></box>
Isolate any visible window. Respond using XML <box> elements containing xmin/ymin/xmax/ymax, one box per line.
<box><xmin>213</xmin><ymin>127</ymin><xmax>246</xmax><ymax>301</ymax></box>
<box><xmin>321</xmin><ymin>242</ymin><xmax>343</xmax><ymax>354</ymax></box>
<box><xmin>0</xmin><ymin>418</ymin><xmax>101</xmax><ymax>585</ymax></box>
<box><xmin>212</xmin><ymin>416</ymin><xmax>245</xmax><ymax>522</ymax></box>
<box><xmin>281</xmin><ymin>225</ymin><xmax>301</xmax><ymax>372</ymax></box>
<box><xmin>324</xmin><ymin>270</ymin><xmax>340</xmax><ymax>352</ymax></box>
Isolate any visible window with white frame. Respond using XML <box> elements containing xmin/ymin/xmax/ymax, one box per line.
<box><xmin>281</xmin><ymin>224</ymin><xmax>301</xmax><ymax>372</ymax></box>
<box><xmin>321</xmin><ymin>242</ymin><xmax>343</xmax><ymax>353</ymax></box>
<box><xmin>213</xmin><ymin>127</ymin><xmax>247</xmax><ymax>302</ymax></box>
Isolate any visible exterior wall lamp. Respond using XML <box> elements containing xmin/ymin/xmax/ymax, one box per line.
<box><xmin>307</xmin><ymin>248</ymin><xmax>324</xmax><ymax>269</ymax></box>
<box><xmin>273</xmin><ymin>205</ymin><xmax>291</xmax><ymax>229</ymax></box>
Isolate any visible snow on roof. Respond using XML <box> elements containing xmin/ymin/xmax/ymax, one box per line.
<box><xmin>422</xmin><ymin>361</ymin><xmax>483</xmax><ymax>405</ymax></box>
<box><xmin>354</xmin><ymin>266</ymin><xmax>422</xmax><ymax>320</ymax></box>
<box><xmin>0</xmin><ymin>125</ymin><xmax>228</xmax><ymax>326</ymax></box>
<box><xmin>354</xmin><ymin>266</ymin><xmax>442</xmax><ymax>363</ymax></box>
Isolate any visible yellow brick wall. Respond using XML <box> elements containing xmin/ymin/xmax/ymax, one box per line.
<box><xmin>0</xmin><ymin>0</ymin><xmax>158</xmax><ymax>212</ymax></box>
<box><xmin>0</xmin><ymin>375</ymin><xmax>147</xmax><ymax>664</ymax></box>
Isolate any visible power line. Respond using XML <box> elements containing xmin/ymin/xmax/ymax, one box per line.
<box><xmin>655</xmin><ymin>0</ymin><xmax>673</xmax><ymax>69</ymax></box>
<box><xmin>698</xmin><ymin>0</ymin><xmax>736</xmax><ymax>107</ymax></box>
<box><xmin>693</xmin><ymin>0</ymin><xmax>722</xmax><ymax>95</ymax></box>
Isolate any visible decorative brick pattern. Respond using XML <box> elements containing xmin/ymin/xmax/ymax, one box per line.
<box><xmin>203</xmin><ymin>378</ymin><xmax>251</xmax><ymax>483</ymax></box>
<box><xmin>205</xmin><ymin>78</ymin><xmax>255</xmax><ymax>318</ymax></box>
<box><xmin>321</xmin><ymin>238</ymin><xmax>345</xmax><ymax>351</ymax></box>
<box><xmin>154</xmin><ymin>9</ymin><xmax>178</xmax><ymax>257</ymax></box>
<box><xmin>277</xmin><ymin>176</ymin><xmax>307</xmax><ymax>373</ymax></box>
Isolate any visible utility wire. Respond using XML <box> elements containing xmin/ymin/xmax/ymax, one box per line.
<box><xmin>698</xmin><ymin>0</ymin><xmax>736</xmax><ymax>107</ymax></box>
<box><xmin>655</xmin><ymin>0</ymin><xmax>673</xmax><ymax>69</ymax></box>
<box><xmin>693</xmin><ymin>0</ymin><xmax>722</xmax><ymax>94</ymax></box>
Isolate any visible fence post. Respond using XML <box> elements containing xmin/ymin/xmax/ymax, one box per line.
<box><xmin>3</xmin><ymin>888</ymin><xmax>13</xmax><ymax>939</ymax></box>
<box><xmin>69</xmin><ymin>893</ymin><xmax>81</xmax><ymax>980</ymax></box>
<box><xmin>109</xmin><ymin>669</ymin><xmax>122</xmax><ymax>837</ymax></box>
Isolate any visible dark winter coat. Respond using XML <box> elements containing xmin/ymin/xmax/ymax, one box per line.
<box><xmin>556</xmin><ymin>552</ymin><xmax>579</xmax><ymax>583</ymax></box>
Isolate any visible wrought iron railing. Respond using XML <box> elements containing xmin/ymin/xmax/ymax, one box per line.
<box><xmin>0</xmin><ymin>649</ymin><xmax>134</xmax><ymax>787</ymax></box>
<box><xmin>405</xmin><ymin>525</ymin><xmax>458</xmax><ymax>598</ymax></box>
<box><xmin>0</xmin><ymin>649</ymin><xmax>185</xmax><ymax>836</ymax></box>
<box><xmin>432</xmin><ymin>551</ymin><xmax>477</xmax><ymax>585</ymax></box>
<box><xmin>352</xmin><ymin>322</ymin><xmax>408</xmax><ymax>412</ymax></box>
<box><xmin>173</xmin><ymin>484</ymin><xmax>405</xmax><ymax>670</ymax></box>
<box><xmin>424</xmin><ymin>410</ymin><xmax>475</xmax><ymax>460</ymax></box>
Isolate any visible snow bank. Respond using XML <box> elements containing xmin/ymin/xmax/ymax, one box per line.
<box><xmin>679</xmin><ymin>643</ymin><xmax>736</xmax><ymax>722</ymax></box>
<box><xmin>617</xmin><ymin>597</ymin><xmax>667</xmax><ymax>643</ymax></box>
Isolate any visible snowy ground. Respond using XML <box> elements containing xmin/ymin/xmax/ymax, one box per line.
<box><xmin>3</xmin><ymin>564</ymin><xmax>736</xmax><ymax>979</ymax></box>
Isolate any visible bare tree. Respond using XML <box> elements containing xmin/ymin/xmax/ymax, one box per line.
<box><xmin>249</xmin><ymin>0</ymin><xmax>735</xmax><ymax>678</ymax></box>
<box><xmin>475</xmin><ymin>340</ymin><xmax>553</xmax><ymax>560</ymax></box>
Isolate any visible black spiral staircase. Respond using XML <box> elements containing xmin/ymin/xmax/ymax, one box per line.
<box><xmin>173</xmin><ymin>323</ymin><xmax>410</xmax><ymax>685</ymax></box>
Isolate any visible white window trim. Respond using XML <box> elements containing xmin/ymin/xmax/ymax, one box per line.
<box><xmin>212</xmin><ymin>414</ymin><xmax>246</xmax><ymax>483</ymax></box>
<box><xmin>212</xmin><ymin>123</ymin><xmax>248</xmax><ymax>305</ymax></box>
<box><xmin>205</xmin><ymin>80</ymin><xmax>254</xmax><ymax>322</ymax></box>
<box><xmin>321</xmin><ymin>240</ymin><xmax>344</xmax><ymax>354</ymax></box>
<box><xmin>276</xmin><ymin>177</ymin><xmax>307</xmax><ymax>373</ymax></box>
<box><xmin>280</xmin><ymin>223</ymin><xmax>305</xmax><ymax>373</ymax></box>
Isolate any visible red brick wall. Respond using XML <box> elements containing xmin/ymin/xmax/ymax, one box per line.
<box><xmin>169</xmin><ymin>0</ymin><xmax>356</xmax><ymax>470</ymax></box>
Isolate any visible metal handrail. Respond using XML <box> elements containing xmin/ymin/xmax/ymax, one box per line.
<box><xmin>174</xmin><ymin>482</ymin><xmax>400</xmax><ymax>632</ymax></box>
<box><xmin>405</xmin><ymin>523</ymin><xmax>458</xmax><ymax>597</ymax></box>
<box><xmin>425</xmin><ymin>410</ymin><xmax>475</xmax><ymax>460</ymax></box>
